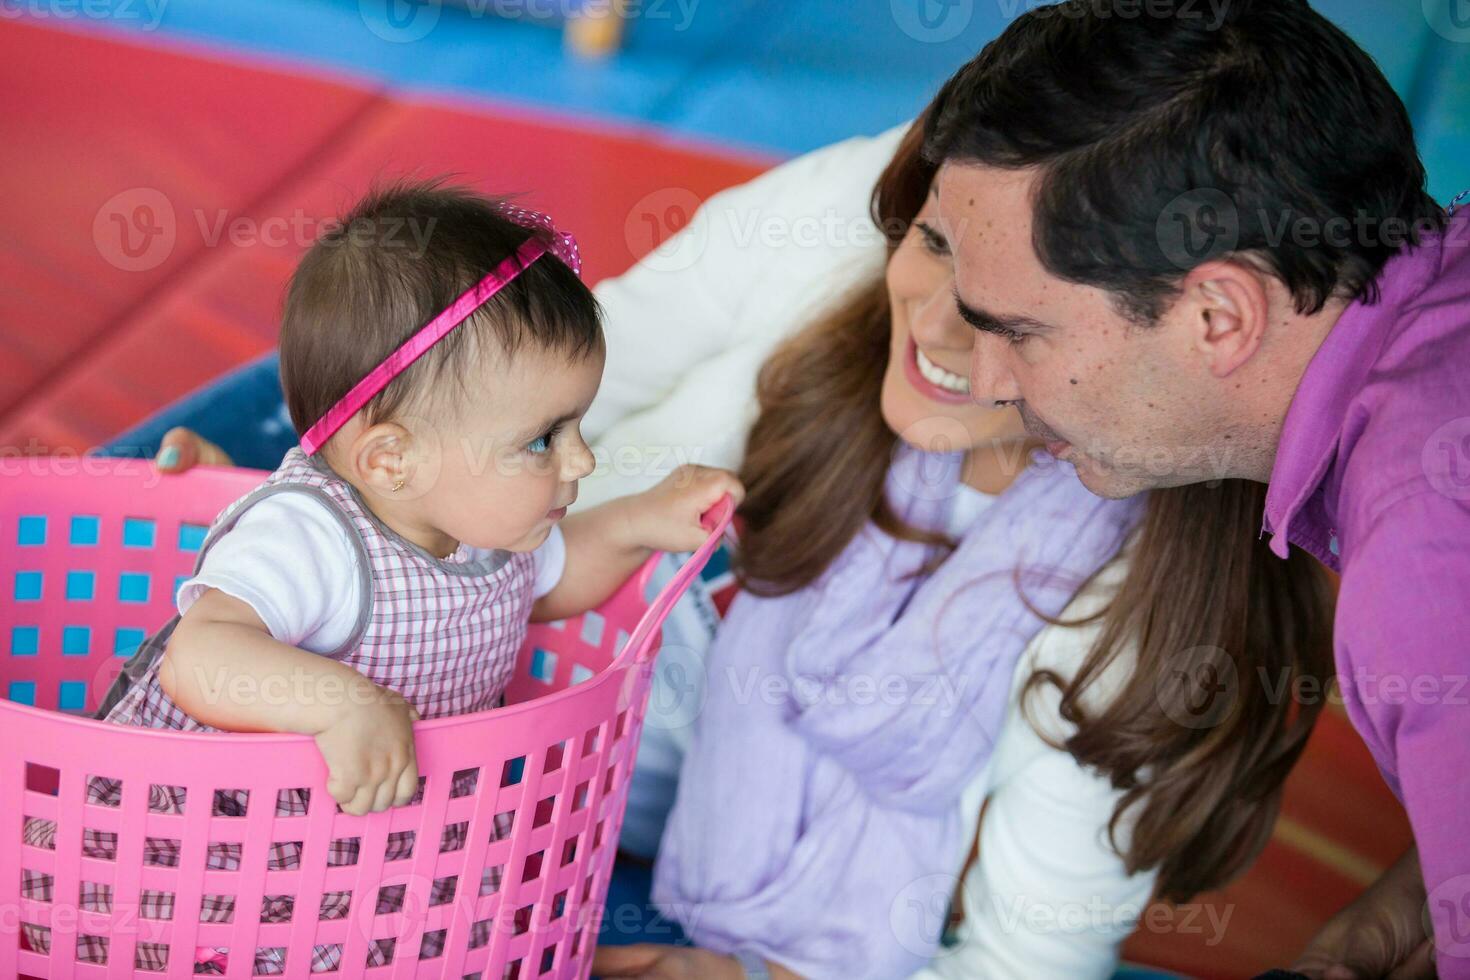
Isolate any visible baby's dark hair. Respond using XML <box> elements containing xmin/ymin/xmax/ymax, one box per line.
<box><xmin>280</xmin><ymin>179</ymin><xmax>603</xmax><ymax>443</ymax></box>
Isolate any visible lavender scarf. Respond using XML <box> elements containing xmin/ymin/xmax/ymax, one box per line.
<box><xmin>652</xmin><ymin>444</ymin><xmax>1142</xmax><ymax>977</ymax></box>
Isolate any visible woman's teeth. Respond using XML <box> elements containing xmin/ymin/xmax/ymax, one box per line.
<box><xmin>916</xmin><ymin>347</ymin><xmax>971</xmax><ymax>395</ymax></box>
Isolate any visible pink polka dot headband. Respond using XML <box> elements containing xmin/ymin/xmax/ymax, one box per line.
<box><xmin>299</xmin><ymin>204</ymin><xmax>583</xmax><ymax>456</ymax></box>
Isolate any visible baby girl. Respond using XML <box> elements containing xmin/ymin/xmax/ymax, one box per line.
<box><xmin>22</xmin><ymin>181</ymin><xmax>742</xmax><ymax>973</ymax></box>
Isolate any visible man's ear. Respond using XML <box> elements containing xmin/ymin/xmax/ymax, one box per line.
<box><xmin>1181</xmin><ymin>259</ymin><xmax>1270</xmax><ymax>379</ymax></box>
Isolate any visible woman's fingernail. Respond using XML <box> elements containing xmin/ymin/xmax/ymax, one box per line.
<box><xmin>156</xmin><ymin>446</ymin><xmax>180</xmax><ymax>468</ymax></box>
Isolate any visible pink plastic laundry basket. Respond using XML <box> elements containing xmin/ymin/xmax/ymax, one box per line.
<box><xmin>0</xmin><ymin>457</ymin><xmax>733</xmax><ymax>979</ymax></box>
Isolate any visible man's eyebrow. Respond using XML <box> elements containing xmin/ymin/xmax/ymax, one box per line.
<box><xmin>952</xmin><ymin>291</ymin><xmax>1055</xmax><ymax>335</ymax></box>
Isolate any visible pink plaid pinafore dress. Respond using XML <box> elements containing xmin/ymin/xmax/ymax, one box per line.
<box><xmin>21</xmin><ymin>448</ymin><xmax>536</xmax><ymax>974</ymax></box>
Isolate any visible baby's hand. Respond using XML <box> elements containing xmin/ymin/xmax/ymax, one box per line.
<box><xmin>313</xmin><ymin>686</ymin><xmax>421</xmax><ymax>816</ymax></box>
<box><xmin>626</xmin><ymin>465</ymin><xmax>744</xmax><ymax>553</ymax></box>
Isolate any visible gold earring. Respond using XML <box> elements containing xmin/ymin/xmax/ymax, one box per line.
<box><xmin>391</xmin><ymin>478</ymin><xmax>405</xmax><ymax>493</ymax></box>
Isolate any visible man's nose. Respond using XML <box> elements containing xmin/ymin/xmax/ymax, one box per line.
<box><xmin>968</xmin><ymin>331</ymin><xmax>1024</xmax><ymax>407</ymax></box>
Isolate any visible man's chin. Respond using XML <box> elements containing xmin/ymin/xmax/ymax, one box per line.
<box><xmin>1069</xmin><ymin>456</ymin><xmax>1147</xmax><ymax>500</ymax></box>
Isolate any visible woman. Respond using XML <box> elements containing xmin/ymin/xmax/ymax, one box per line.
<box><xmin>137</xmin><ymin>121</ymin><xmax>1332</xmax><ymax>976</ymax></box>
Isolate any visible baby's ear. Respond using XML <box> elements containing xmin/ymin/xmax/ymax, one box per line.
<box><xmin>347</xmin><ymin>421</ymin><xmax>413</xmax><ymax>497</ymax></box>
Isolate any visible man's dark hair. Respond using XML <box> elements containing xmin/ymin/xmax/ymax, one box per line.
<box><xmin>923</xmin><ymin>0</ymin><xmax>1446</xmax><ymax>323</ymax></box>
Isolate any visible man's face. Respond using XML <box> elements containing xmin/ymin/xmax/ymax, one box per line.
<box><xmin>936</xmin><ymin>162</ymin><xmax>1224</xmax><ymax>498</ymax></box>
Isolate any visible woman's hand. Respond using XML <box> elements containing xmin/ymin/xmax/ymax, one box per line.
<box><xmin>591</xmin><ymin>944</ymin><xmax>746</xmax><ymax>980</ymax></box>
<box><xmin>154</xmin><ymin>426</ymin><xmax>234</xmax><ymax>472</ymax></box>
<box><xmin>312</xmin><ymin>686</ymin><xmax>421</xmax><ymax>816</ymax></box>
<box><xmin>623</xmin><ymin>465</ymin><xmax>744</xmax><ymax>553</ymax></box>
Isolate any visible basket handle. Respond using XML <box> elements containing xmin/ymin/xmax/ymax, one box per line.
<box><xmin>626</xmin><ymin>494</ymin><xmax>736</xmax><ymax>664</ymax></box>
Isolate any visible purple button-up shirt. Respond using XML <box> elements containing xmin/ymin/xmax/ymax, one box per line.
<box><xmin>1264</xmin><ymin>208</ymin><xmax>1470</xmax><ymax>975</ymax></box>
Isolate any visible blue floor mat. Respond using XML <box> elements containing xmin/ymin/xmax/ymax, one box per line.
<box><xmin>598</xmin><ymin>856</ymin><xmax>690</xmax><ymax>950</ymax></box>
<box><xmin>25</xmin><ymin>0</ymin><xmax>1470</xmax><ymax>199</ymax></box>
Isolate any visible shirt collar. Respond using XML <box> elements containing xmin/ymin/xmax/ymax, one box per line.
<box><xmin>1262</xmin><ymin>210</ymin><xmax>1463</xmax><ymax>559</ymax></box>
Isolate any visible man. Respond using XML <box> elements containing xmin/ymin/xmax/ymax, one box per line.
<box><xmin>927</xmin><ymin>0</ymin><xmax>1469</xmax><ymax>976</ymax></box>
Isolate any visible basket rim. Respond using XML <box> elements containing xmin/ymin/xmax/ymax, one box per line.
<box><xmin>0</xmin><ymin>627</ymin><xmax>653</xmax><ymax>744</ymax></box>
<box><xmin>1</xmin><ymin>458</ymin><xmax>666</xmax><ymax>744</ymax></box>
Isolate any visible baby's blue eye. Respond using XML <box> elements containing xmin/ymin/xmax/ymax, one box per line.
<box><xmin>527</xmin><ymin>424</ymin><xmax>561</xmax><ymax>455</ymax></box>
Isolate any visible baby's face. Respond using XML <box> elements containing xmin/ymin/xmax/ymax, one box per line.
<box><xmin>419</xmin><ymin>341</ymin><xmax>604</xmax><ymax>553</ymax></box>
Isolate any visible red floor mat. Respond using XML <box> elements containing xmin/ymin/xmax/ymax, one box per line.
<box><xmin>0</xmin><ymin>19</ymin><xmax>766</xmax><ymax>451</ymax></box>
<box><xmin>0</xmin><ymin>19</ymin><xmax>378</xmax><ymax>435</ymax></box>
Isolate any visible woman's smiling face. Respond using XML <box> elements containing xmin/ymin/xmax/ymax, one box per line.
<box><xmin>881</xmin><ymin>186</ymin><xmax>1025</xmax><ymax>454</ymax></box>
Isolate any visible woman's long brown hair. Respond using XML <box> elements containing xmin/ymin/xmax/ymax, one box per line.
<box><xmin>735</xmin><ymin>118</ymin><xmax>1334</xmax><ymax>901</ymax></box>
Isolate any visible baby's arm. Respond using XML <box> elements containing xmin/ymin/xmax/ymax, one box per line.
<box><xmin>161</xmin><ymin>588</ymin><xmax>420</xmax><ymax>815</ymax></box>
<box><xmin>531</xmin><ymin>464</ymin><xmax>743</xmax><ymax>622</ymax></box>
